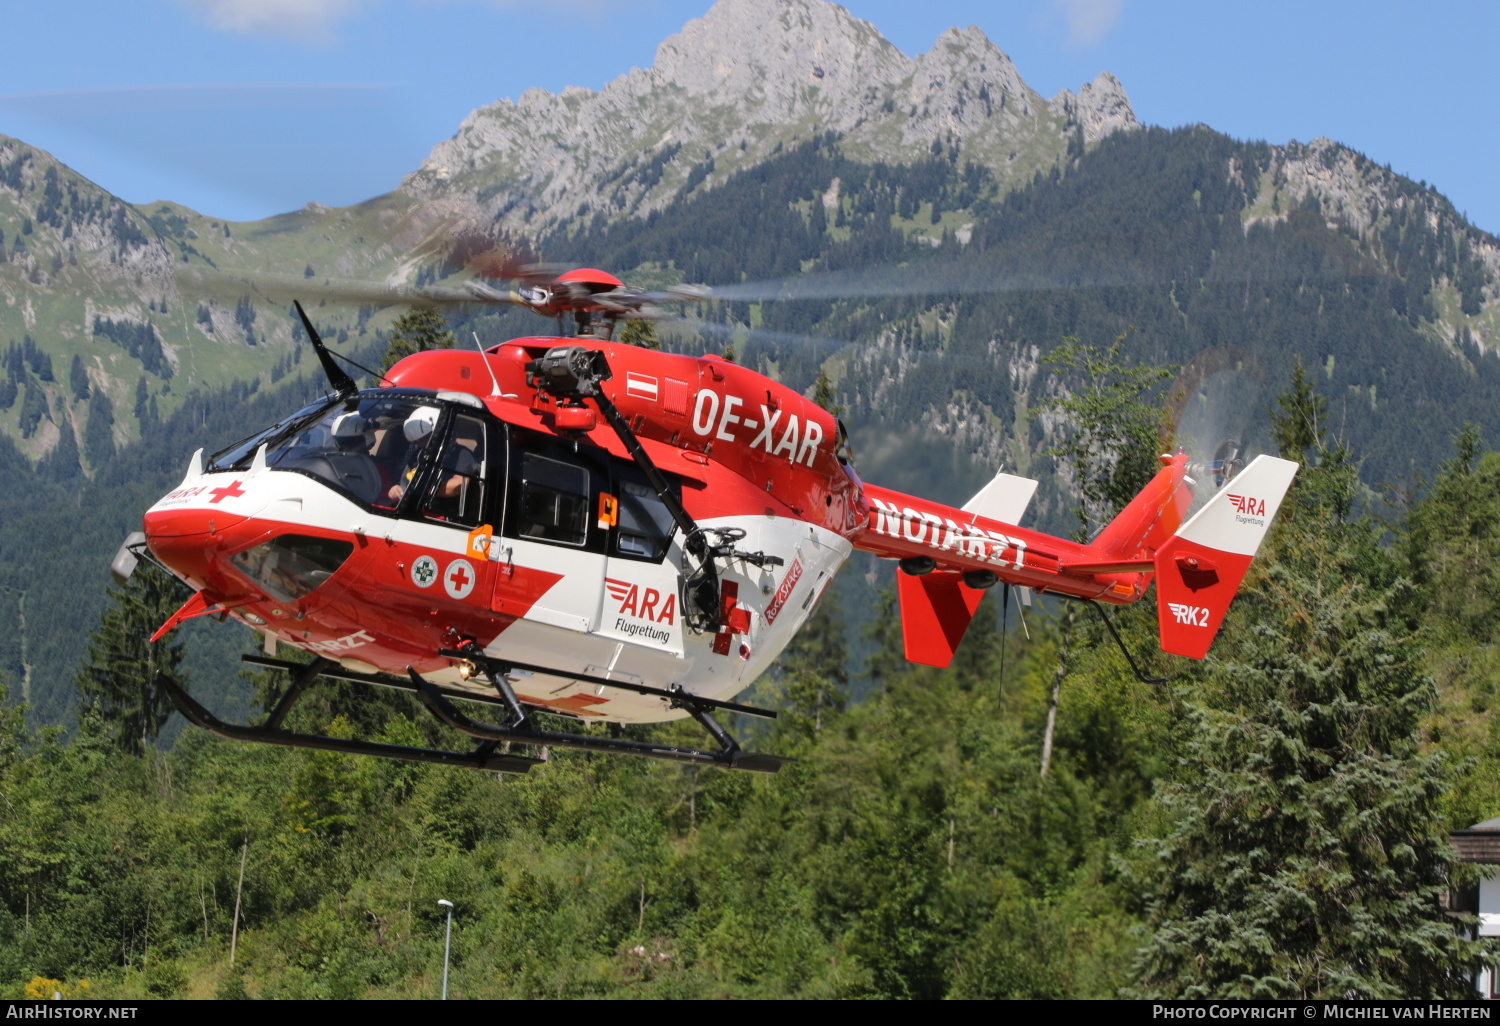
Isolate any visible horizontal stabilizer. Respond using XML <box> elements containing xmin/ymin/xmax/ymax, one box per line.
<box><xmin>961</xmin><ymin>470</ymin><xmax>1038</xmax><ymax>526</ymax></box>
<box><xmin>1059</xmin><ymin>558</ymin><xmax>1155</xmax><ymax>575</ymax></box>
<box><xmin>897</xmin><ymin>571</ymin><xmax>986</xmax><ymax>668</ymax></box>
<box><xmin>1155</xmin><ymin>454</ymin><xmax>1299</xmax><ymax>659</ymax></box>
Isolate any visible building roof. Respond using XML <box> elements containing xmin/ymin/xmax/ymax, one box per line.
<box><xmin>1451</xmin><ymin>816</ymin><xmax>1500</xmax><ymax>863</ymax></box>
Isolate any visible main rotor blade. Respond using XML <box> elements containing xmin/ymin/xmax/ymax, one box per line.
<box><xmin>704</xmin><ymin>240</ymin><xmax>1387</xmax><ymax>305</ymax></box>
<box><xmin>293</xmin><ymin>300</ymin><xmax>357</xmax><ymax>398</ymax></box>
<box><xmin>175</xmin><ymin>267</ymin><xmax>491</xmax><ymax>307</ymax></box>
<box><xmin>708</xmin><ymin>254</ymin><xmax>1160</xmax><ymax>304</ymax></box>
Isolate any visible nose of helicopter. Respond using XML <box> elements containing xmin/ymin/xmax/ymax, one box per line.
<box><xmin>141</xmin><ymin>480</ymin><xmax>263</xmax><ymax>589</ymax></box>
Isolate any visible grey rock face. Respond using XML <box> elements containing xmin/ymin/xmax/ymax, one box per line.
<box><xmin>1049</xmin><ymin>72</ymin><xmax>1139</xmax><ymax>144</ymax></box>
<box><xmin>402</xmin><ymin>0</ymin><xmax>1137</xmax><ymax>240</ymax></box>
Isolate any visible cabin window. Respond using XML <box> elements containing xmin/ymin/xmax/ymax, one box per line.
<box><xmin>230</xmin><ymin>533</ymin><xmax>354</xmax><ymax>604</ymax></box>
<box><xmin>419</xmin><ymin>414</ymin><xmax>488</xmax><ymax>528</ymax></box>
<box><xmin>613</xmin><ymin>473</ymin><xmax>677</xmax><ymax>562</ymax></box>
<box><xmin>517</xmin><ymin>452</ymin><xmax>590</xmax><ymax>546</ymax></box>
<box><xmin>208</xmin><ymin>399</ymin><xmax>334</xmax><ymax>472</ymax></box>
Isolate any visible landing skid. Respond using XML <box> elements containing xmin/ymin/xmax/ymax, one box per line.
<box><xmin>159</xmin><ymin>653</ymin><xmax>790</xmax><ymax>775</ymax></box>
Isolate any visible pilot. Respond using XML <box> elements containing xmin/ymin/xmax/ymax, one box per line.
<box><xmin>385</xmin><ymin>406</ymin><xmax>477</xmax><ymax>504</ymax></box>
<box><xmin>330</xmin><ymin>411</ymin><xmax>371</xmax><ymax>453</ymax></box>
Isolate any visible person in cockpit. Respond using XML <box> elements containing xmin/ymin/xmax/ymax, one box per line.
<box><xmin>385</xmin><ymin>406</ymin><xmax>477</xmax><ymax>505</ymax></box>
<box><xmin>331</xmin><ymin>411</ymin><xmax>373</xmax><ymax>454</ymax></box>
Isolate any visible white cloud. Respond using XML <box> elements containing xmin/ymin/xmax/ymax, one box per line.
<box><xmin>1051</xmin><ymin>0</ymin><xmax>1123</xmax><ymax>48</ymax></box>
<box><xmin>178</xmin><ymin>0</ymin><xmax>608</xmax><ymax>42</ymax></box>
<box><xmin>177</xmin><ymin>0</ymin><xmax>367</xmax><ymax>41</ymax></box>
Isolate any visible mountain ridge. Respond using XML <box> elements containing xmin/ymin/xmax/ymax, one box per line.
<box><xmin>404</xmin><ymin>0</ymin><xmax>1136</xmax><ymax>238</ymax></box>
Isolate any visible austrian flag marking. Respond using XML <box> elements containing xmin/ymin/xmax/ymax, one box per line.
<box><xmin>625</xmin><ymin>373</ymin><xmax>659</xmax><ymax>401</ymax></box>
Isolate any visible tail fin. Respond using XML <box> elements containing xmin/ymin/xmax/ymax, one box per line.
<box><xmin>1154</xmin><ymin>454</ymin><xmax>1299</xmax><ymax>658</ymax></box>
<box><xmin>894</xmin><ymin>469</ymin><xmax>1037</xmax><ymax>668</ymax></box>
<box><xmin>897</xmin><ymin>571</ymin><xmax>986</xmax><ymax>667</ymax></box>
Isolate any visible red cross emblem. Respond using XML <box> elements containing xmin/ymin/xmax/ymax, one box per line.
<box><xmin>448</xmin><ymin>564</ymin><xmax>471</xmax><ymax>591</ymax></box>
<box><xmin>208</xmin><ymin>480</ymin><xmax>247</xmax><ymax>504</ymax></box>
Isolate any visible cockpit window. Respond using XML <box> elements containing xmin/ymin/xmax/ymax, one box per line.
<box><xmin>208</xmin><ymin>399</ymin><xmax>333</xmax><ymax>473</ymax></box>
<box><xmin>211</xmin><ymin>394</ymin><xmax>451</xmax><ymax>511</ymax></box>
<box><xmin>418</xmin><ymin>414</ymin><xmax>488</xmax><ymax>527</ymax></box>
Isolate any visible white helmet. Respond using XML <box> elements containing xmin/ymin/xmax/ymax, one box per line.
<box><xmin>403</xmin><ymin>406</ymin><xmax>440</xmax><ymax>442</ymax></box>
<box><xmin>331</xmin><ymin>412</ymin><xmax>369</xmax><ymax>439</ymax></box>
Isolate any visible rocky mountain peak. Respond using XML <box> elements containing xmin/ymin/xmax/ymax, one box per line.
<box><xmin>654</xmin><ymin>0</ymin><xmax>906</xmax><ymax>107</ymax></box>
<box><xmin>1050</xmin><ymin>72</ymin><xmax>1139</xmax><ymax>144</ymax></box>
<box><xmin>401</xmin><ymin>0</ymin><xmax>1138</xmax><ymax>239</ymax></box>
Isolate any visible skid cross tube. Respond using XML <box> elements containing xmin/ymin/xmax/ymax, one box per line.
<box><xmin>157</xmin><ymin>671</ymin><xmax>541</xmax><ymax>773</ymax></box>
<box><xmin>438</xmin><ymin>648</ymin><xmax>778</xmax><ymax>720</ymax></box>
<box><xmin>242</xmin><ymin>654</ymin><xmax>524</xmax><ymax>713</ymax></box>
<box><xmin>411</xmin><ymin>669</ymin><xmax>789</xmax><ymax>774</ymax></box>
<box><xmin>262</xmin><ymin>656</ymin><xmax>330</xmax><ymax>731</ymax></box>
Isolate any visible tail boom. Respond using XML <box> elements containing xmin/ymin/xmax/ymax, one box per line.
<box><xmin>856</xmin><ymin>452</ymin><xmax>1294</xmax><ymax>668</ymax></box>
<box><xmin>857</xmin><ymin>457</ymin><xmax>1193</xmax><ymax>668</ymax></box>
<box><xmin>857</xmin><ymin>485</ymin><xmax>1153</xmax><ymax>607</ymax></box>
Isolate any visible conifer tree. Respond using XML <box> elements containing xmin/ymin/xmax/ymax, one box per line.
<box><xmin>380</xmin><ymin>307</ymin><xmax>455</xmax><ymax>373</ymax></box>
<box><xmin>863</xmin><ymin>584</ymin><xmax>906</xmax><ymax>691</ymax></box>
<box><xmin>1131</xmin><ymin>373</ymin><xmax>1492</xmax><ymax>999</ymax></box>
<box><xmin>1406</xmin><ymin>424</ymin><xmax>1500</xmax><ymax>641</ymax></box>
<box><xmin>1035</xmin><ymin>336</ymin><xmax>1174</xmax><ymax>776</ymax></box>
<box><xmin>811</xmin><ymin>368</ymin><xmax>843</xmax><ymax>417</ymax></box>
<box><xmin>779</xmin><ymin>588</ymin><xmax>849</xmax><ymax>733</ymax></box>
<box><xmin>1039</xmin><ymin>336</ymin><xmax>1175</xmax><ymax>538</ymax></box>
<box><xmin>68</xmin><ymin>354</ymin><xmax>89</xmax><ymax>401</ymax></box>
<box><xmin>75</xmin><ymin>565</ymin><xmax>189</xmax><ymax>755</ymax></box>
<box><xmin>83</xmin><ymin>389</ymin><xmax>115</xmax><ymax>471</ymax></box>
<box><xmin>615</xmin><ymin>319</ymin><xmax>660</xmax><ymax>349</ymax></box>
<box><xmin>41</xmin><ymin>417</ymin><xmax>80</xmax><ymax>482</ymax></box>
<box><xmin>1271</xmin><ymin>355</ymin><xmax>1324</xmax><ymax>467</ymax></box>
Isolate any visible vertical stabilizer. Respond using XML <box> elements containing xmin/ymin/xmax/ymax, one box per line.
<box><xmin>1154</xmin><ymin>454</ymin><xmax>1299</xmax><ymax>658</ymax></box>
<box><xmin>961</xmin><ymin>471</ymin><xmax>1039</xmax><ymax>526</ymax></box>
<box><xmin>897</xmin><ymin>571</ymin><xmax>987</xmax><ymax>668</ymax></box>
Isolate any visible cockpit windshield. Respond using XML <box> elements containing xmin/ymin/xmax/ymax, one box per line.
<box><xmin>208</xmin><ymin>393</ymin><xmax>445</xmax><ymax>510</ymax></box>
<box><xmin>207</xmin><ymin>398</ymin><xmax>333</xmax><ymax>473</ymax></box>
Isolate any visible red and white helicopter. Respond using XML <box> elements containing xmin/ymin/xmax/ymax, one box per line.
<box><xmin>116</xmin><ymin>264</ymin><xmax>1297</xmax><ymax>775</ymax></box>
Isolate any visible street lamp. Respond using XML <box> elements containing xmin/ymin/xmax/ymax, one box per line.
<box><xmin>437</xmin><ymin>899</ymin><xmax>454</xmax><ymax>1000</ymax></box>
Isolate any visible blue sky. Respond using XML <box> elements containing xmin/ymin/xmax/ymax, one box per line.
<box><xmin>0</xmin><ymin>0</ymin><xmax>1494</xmax><ymax>233</ymax></box>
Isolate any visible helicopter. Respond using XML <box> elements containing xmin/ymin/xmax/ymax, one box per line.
<box><xmin>113</xmin><ymin>262</ymin><xmax>1298</xmax><ymax>776</ymax></box>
